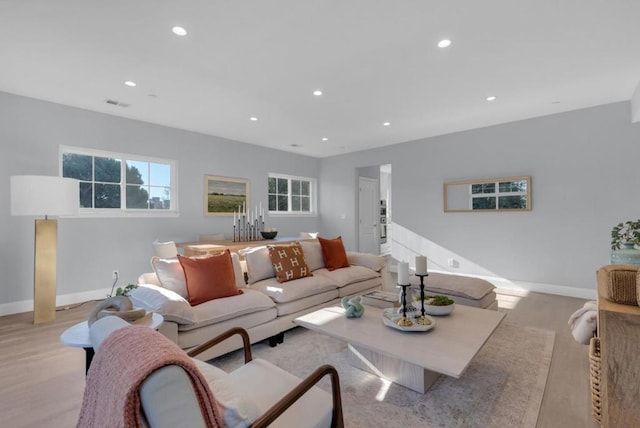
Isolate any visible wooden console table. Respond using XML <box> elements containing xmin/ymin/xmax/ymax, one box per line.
<box><xmin>177</xmin><ymin>237</ymin><xmax>310</xmax><ymax>258</ymax></box>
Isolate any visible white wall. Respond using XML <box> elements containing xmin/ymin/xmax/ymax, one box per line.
<box><xmin>319</xmin><ymin>102</ymin><xmax>640</xmax><ymax>298</ymax></box>
<box><xmin>0</xmin><ymin>92</ymin><xmax>320</xmax><ymax>312</ymax></box>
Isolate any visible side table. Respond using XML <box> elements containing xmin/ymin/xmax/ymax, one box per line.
<box><xmin>60</xmin><ymin>312</ymin><xmax>164</xmax><ymax>373</ymax></box>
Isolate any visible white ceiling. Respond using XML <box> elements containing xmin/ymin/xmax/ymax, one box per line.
<box><xmin>1</xmin><ymin>1</ymin><xmax>639</xmax><ymax>158</ymax></box>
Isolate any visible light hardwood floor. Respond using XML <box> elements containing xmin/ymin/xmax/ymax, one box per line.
<box><xmin>0</xmin><ymin>289</ymin><xmax>599</xmax><ymax>428</ymax></box>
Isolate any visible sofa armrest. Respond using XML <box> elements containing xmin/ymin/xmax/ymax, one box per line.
<box><xmin>347</xmin><ymin>251</ymin><xmax>386</xmax><ymax>272</ymax></box>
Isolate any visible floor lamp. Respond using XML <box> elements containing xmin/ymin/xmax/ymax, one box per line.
<box><xmin>10</xmin><ymin>176</ymin><xmax>79</xmax><ymax>324</ymax></box>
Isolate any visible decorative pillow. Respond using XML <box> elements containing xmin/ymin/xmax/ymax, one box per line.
<box><xmin>267</xmin><ymin>242</ymin><xmax>313</xmax><ymax>283</ymax></box>
<box><xmin>128</xmin><ymin>284</ymin><xmax>195</xmax><ymax>325</ymax></box>
<box><xmin>177</xmin><ymin>251</ymin><xmax>242</xmax><ymax>306</ymax></box>
<box><xmin>241</xmin><ymin>246</ymin><xmax>276</xmax><ymax>284</ymax></box>
<box><xmin>318</xmin><ymin>236</ymin><xmax>350</xmax><ymax>271</ymax></box>
<box><xmin>299</xmin><ymin>239</ymin><xmax>325</xmax><ymax>271</ymax></box>
<box><xmin>151</xmin><ymin>256</ymin><xmax>188</xmax><ymax>299</ymax></box>
<box><xmin>151</xmin><ymin>252</ymin><xmax>245</xmax><ymax>297</ymax></box>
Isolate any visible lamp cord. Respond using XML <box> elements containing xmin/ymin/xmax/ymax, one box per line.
<box><xmin>108</xmin><ymin>272</ymin><xmax>119</xmax><ymax>297</ymax></box>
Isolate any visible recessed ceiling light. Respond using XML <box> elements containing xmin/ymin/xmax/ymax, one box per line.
<box><xmin>383</xmin><ymin>122</ymin><xmax>391</xmax><ymax>126</ymax></box>
<box><xmin>552</xmin><ymin>100</ymin><xmax>561</xmax><ymax>104</ymax></box>
<box><xmin>124</xmin><ymin>81</ymin><xmax>136</xmax><ymax>87</ymax></box>
<box><xmin>486</xmin><ymin>96</ymin><xmax>496</xmax><ymax>101</ymax></box>
<box><xmin>437</xmin><ymin>39</ymin><xmax>452</xmax><ymax>48</ymax></box>
<box><xmin>147</xmin><ymin>93</ymin><xmax>158</xmax><ymax>98</ymax></box>
<box><xmin>313</xmin><ymin>90</ymin><xmax>323</xmax><ymax>96</ymax></box>
<box><xmin>249</xmin><ymin>116</ymin><xmax>258</xmax><ymax>121</ymax></box>
<box><xmin>290</xmin><ymin>144</ymin><xmax>302</xmax><ymax>148</ymax></box>
<box><xmin>172</xmin><ymin>26</ymin><xmax>187</xmax><ymax>36</ymax></box>
<box><xmin>321</xmin><ymin>137</ymin><xmax>328</xmax><ymax>141</ymax></box>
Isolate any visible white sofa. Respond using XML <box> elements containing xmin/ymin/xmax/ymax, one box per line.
<box><xmin>130</xmin><ymin>239</ymin><xmax>386</xmax><ymax>360</ymax></box>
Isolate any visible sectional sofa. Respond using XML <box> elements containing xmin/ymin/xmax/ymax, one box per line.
<box><xmin>130</xmin><ymin>238</ymin><xmax>386</xmax><ymax>360</ymax></box>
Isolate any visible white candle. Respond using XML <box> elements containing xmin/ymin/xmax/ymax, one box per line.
<box><xmin>415</xmin><ymin>255</ymin><xmax>427</xmax><ymax>275</ymax></box>
<box><xmin>259</xmin><ymin>202</ymin><xmax>262</xmax><ymax>216</ymax></box>
<box><xmin>398</xmin><ymin>261</ymin><xmax>410</xmax><ymax>285</ymax></box>
<box><xmin>233</xmin><ymin>211</ymin><xmax>236</xmax><ymax>225</ymax></box>
<box><xmin>242</xmin><ymin>200</ymin><xmax>245</xmax><ymax>215</ymax></box>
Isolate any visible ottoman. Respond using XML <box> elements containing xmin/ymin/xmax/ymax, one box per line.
<box><xmin>409</xmin><ymin>272</ymin><xmax>497</xmax><ymax>310</ymax></box>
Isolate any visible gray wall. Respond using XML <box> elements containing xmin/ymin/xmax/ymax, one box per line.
<box><xmin>0</xmin><ymin>92</ymin><xmax>319</xmax><ymax>309</ymax></box>
<box><xmin>319</xmin><ymin>102</ymin><xmax>640</xmax><ymax>296</ymax></box>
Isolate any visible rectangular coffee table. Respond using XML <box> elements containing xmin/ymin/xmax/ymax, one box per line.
<box><xmin>294</xmin><ymin>304</ymin><xmax>504</xmax><ymax>393</ymax></box>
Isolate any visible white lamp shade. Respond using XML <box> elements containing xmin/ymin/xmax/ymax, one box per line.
<box><xmin>11</xmin><ymin>175</ymin><xmax>79</xmax><ymax>217</ymax></box>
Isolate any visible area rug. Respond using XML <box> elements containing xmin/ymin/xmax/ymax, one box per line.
<box><xmin>210</xmin><ymin>322</ymin><xmax>555</xmax><ymax>427</ymax></box>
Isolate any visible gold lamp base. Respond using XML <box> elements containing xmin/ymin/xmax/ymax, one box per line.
<box><xmin>33</xmin><ymin>219</ymin><xmax>57</xmax><ymax>324</ymax></box>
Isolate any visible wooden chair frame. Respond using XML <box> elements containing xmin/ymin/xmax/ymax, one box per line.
<box><xmin>188</xmin><ymin>327</ymin><xmax>344</xmax><ymax>428</ymax></box>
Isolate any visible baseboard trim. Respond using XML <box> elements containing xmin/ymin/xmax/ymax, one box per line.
<box><xmin>0</xmin><ymin>288</ymin><xmax>111</xmax><ymax>317</ymax></box>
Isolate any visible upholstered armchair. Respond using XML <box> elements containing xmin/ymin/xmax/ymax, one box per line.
<box><xmin>82</xmin><ymin>317</ymin><xmax>344</xmax><ymax>427</ymax></box>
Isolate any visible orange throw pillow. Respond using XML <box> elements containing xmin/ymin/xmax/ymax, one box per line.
<box><xmin>177</xmin><ymin>250</ymin><xmax>242</xmax><ymax>306</ymax></box>
<box><xmin>268</xmin><ymin>242</ymin><xmax>313</xmax><ymax>283</ymax></box>
<box><xmin>318</xmin><ymin>236</ymin><xmax>350</xmax><ymax>271</ymax></box>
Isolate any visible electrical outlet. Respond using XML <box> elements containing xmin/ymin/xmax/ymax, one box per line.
<box><xmin>112</xmin><ymin>270</ymin><xmax>119</xmax><ymax>279</ymax></box>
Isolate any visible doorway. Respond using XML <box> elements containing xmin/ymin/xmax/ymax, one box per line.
<box><xmin>358</xmin><ymin>176</ymin><xmax>378</xmax><ymax>254</ymax></box>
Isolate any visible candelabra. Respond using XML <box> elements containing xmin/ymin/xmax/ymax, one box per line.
<box><xmin>232</xmin><ymin>204</ymin><xmax>265</xmax><ymax>242</ymax></box>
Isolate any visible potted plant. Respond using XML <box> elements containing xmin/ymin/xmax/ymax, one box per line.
<box><xmin>611</xmin><ymin>219</ymin><xmax>640</xmax><ymax>250</ymax></box>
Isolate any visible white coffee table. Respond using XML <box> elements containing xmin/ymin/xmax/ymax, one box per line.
<box><xmin>294</xmin><ymin>304</ymin><xmax>504</xmax><ymax>393</ymax></box>
<box><xmin>60</xmin><ymin>312</ymin><xmax>164</xmax><ymax>373</ymax></box>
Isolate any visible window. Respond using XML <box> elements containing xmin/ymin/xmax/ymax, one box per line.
<box><xmin>443</xmin><ymin>176</ymin><xmax>531</xmax><ymax>212</ymax></box>
<box><xmin>60</xmin><ymin>146</ymin><xmax>177</xmax><ymax>216</ymax></box>
<box><xmin>268</xmin><ymin>173</ymin><xmax>315</xmax><ymax>215</ymax></box>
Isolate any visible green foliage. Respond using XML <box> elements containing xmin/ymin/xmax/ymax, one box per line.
<box><xmin>611</xmin><ymin>219</ymin><xmax>640</xmax><ymax>250</ymax></box>
<box><xmin>208</xmin><ymin>194</ymin><xmax>245</xmax><ymax>213</ymax></box>
<box><xmin>115</xmin><ymin>283</ymin><xmax>138</xmax><ymax>297</ymax></box>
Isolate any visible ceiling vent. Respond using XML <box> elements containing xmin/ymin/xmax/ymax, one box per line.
<box><xmin>105</xmin><ymin>99</ymin><xmax>130</xmax><ymax>108</ymax></box>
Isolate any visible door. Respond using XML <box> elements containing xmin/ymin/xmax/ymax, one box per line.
<box><xmin>358</xmin><ymin>177</ymin><xmax>379</xmax><ymax>254</ymax></box>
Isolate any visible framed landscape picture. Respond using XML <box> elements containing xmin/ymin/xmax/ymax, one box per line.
<box><xmin>204</xmin><ymin>175</ymin><xmax>249</xmax><ymax>216</ymax></box>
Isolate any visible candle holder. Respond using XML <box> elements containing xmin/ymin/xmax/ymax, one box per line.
<box><xmin>398</xmin><ymin>283</ymin><xmax>410</xmax><ymax>319</ymax></box>
<box><xmin>414</xmin><ymin>273</ymin><xmax>429</xmax><ymax>317</ymax></box>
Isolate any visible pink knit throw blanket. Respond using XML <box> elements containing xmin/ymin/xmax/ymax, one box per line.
<box><xmin>77</xmin><ymin>325</ymin><xmax>223</xmax><ymax>428</ymax></box>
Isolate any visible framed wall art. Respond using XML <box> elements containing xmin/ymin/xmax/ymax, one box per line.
<box><xmin>204</xmin><ymin>175</ymin><xmax>250</xmax><ymax>216</ymax></box>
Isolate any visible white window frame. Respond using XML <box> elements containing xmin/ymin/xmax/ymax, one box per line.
<box><xmin>267</xmin><ymin>173</ymin><xmax>317</xmax><ymax>217</ymax></box>
<box><xmin>470</xmin><ymin>180</ymin><xmax>528</xmax><ymax>211</ymax></box>
<box><xmin>59</xmin><ymin>145</ymin><xmax>178</xmax><ymax>218</ymax></box>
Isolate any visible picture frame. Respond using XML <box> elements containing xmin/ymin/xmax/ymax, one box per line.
<box><xmin>204</xmin><ymin>175</ymin><xmax>250</xmax><ymax>216</ymax></box>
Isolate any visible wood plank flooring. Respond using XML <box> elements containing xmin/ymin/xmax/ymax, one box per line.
<box><xmin>0</xmin><ymin>290</ymin><xmax>599</xmax><ymax>427</ymax></box>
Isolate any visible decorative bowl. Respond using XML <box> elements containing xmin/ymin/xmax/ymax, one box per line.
<box><xmin>261</xmin><ymin>231</ymin><xmax>278</xmax><ymax>240</ymax></box>
<box><xmin>423</xmin><ymin>303</ymin><xmax>455</xmax><ymax>316</ymax></box>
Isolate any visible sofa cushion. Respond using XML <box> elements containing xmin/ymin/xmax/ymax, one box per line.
<box><xmin>129</xmin><ymin>284</ymin><xmax>196</xmax><ymax>325</ymax></box>
<box><xmin>299</xmin><ymin>239</ymin><xmax>325</xmax><ymax>271</ymax></box>
<box><xmin>410</xmin><ymin>272</ymin><xmax>495</xmax><ymax>300</ymax></box>
<box><xmin>346</xmin><ymin>251</ymin><xmax>386</xmax><ymax>272</ymax></box>
<box><xmin>242</xmin><ymin>246</ymin><xmax>276</xmax><ymax>284</ymax></box>
<box><xmin>192</xmin><ymin>359</ymin><xmax>261</xmax><ymax>426</ymax></box>
<box><xmin>318</xmin><ymin>236</ymin><xmax>350</xmax><ymax>271</ymax></box>
<box><xmin>188</xmin><ymin>289</ymin><xmax>275</xmax><ymax>327</ymax></box>
<box><xmin>178</xmin><ymin>251</ymin><xmax>242</xmax><ymax>306</ymax></box>
<box><xmin>268</xmin><ymin>242</ymin><xmax>313</xmax><ymax>283</ymax></box>
<box><xmin>249</xmin><ymin>275</ymin><xmax>337</xmax><ymax>304</ymax></box>
<box><xmin>151</xmin><ymin>256</ymin><xmax>188</xmax><ymax>299</ymax></box>
<box><xmin>314</xmin><ymin>265</ymin><xmax>381</xmax><ymax>288</ymax></box>
<box><xmin>229</xmin><ymin>359</ymin><xmax>332</xmax><ymax>428</ymax></box>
